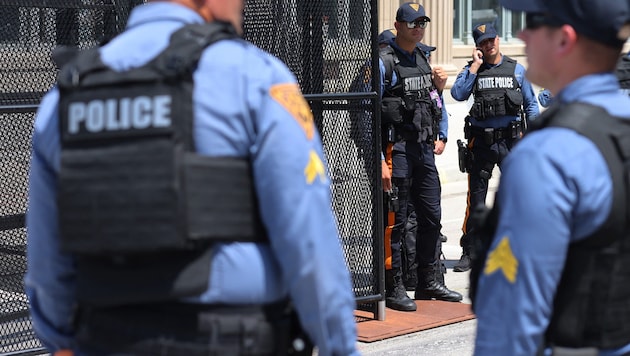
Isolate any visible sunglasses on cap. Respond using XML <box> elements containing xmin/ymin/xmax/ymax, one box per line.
<box><xmin>525</xmin><ymin>13</ymin><xmax>562</xmax><ymax>30</ymax></box>
<box><xmin>406</xmin><ymin>20</ymin><xmax>428</xmax><ymax>29</ymax></box>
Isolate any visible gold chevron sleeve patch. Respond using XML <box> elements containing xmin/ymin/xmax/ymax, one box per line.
<box><xmin>483</xmin><ymin>236</ymin><xmax>518</xmax><ymax>283</ymax></box>
<box><xmin>304</xmin><ymin>150</ymin><xmax>326</xmax><ymax>184</ymax></box>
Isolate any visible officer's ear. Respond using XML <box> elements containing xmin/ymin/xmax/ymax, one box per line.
<box><xmin>557</xmin><ymin>24</ymin><xmax>578</xmax><ymax>54</ymax></box>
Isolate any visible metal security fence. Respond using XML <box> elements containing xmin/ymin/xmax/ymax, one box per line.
<box><xmin>0</xmin><ymin>0</ymin><xmax>382</xmax><ymax>354</ymax></box>
<box><xmin>244</xmin><ymin>0</ymin><xmax>383</xmax><ymax>316</ymax></box>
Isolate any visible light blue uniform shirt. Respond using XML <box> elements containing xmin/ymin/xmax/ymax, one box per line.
<box><xmin>25</xmin><ymin>3</ymin><xmax>358</xmax><ymax>356</ymax></box>
<box><xmin>474</xmin><ymin>73</ymin><xmax>630</xmax><ymax>356</ymax></box>
<box><xmin>450</xmin><ymin>55</ymin><xmax>539</xmax><ymax>127</ymax></box>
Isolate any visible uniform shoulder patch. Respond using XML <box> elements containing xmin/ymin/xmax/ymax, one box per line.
<box><xmin>304</xmin><ymin>149</ymin><xmax>326</xmax><ymax>184</ymax></box>
<box><xmin>484</xmin><ymin>236</ymin><xmax>518</xmax><ymax>283</ymax></box>
<box><xmin>270</xmin><ymin>83</ymin><xmax>314</xmax><ymax>140</ymax></box>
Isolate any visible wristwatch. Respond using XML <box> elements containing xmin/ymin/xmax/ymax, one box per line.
<box><xmin>439</xmin><ymin>135</ymin><xmax>447</xmax><ymax>143</ymax></box>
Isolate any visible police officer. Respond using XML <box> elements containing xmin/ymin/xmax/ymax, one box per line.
<box><xmin>373</xmin><ymin>28</ymin><xmax>447</xmax><ymax>293</ymax></box>
<box><xmin>450</xmin><ymin>22</ymin><xmax>539</xmax><ymax>272</ymax></box>
<box><xmin>379</xmin><ymin>2</ymin><xmax>462</xmax><ymax>312</ymax></box>
<box><xmin>473</xmin><ymin>0</ymin><xmax>630</xmax><ymax>354</ymax></box>
<box><xmin>25</xmin><ymin>0</ymin><xmax>359</xmax><ymax>355</ymax></box>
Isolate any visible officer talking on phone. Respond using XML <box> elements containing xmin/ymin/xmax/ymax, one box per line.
<box><xmin>450</xmin><ymin>22</ymin><xmax>539</xmax><ymax>273</ymax></box>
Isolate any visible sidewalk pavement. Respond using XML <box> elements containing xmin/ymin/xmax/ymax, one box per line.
<box><xmin>436</xmin><ymin>93</ymin><xmax>474</xmax><ymax>186</ymax></box>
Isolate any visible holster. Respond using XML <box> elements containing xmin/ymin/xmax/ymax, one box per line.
<box><xmin>457</xmin><ymin>139</ymin><xmax>471</xmax><ymax>173</ymax></box>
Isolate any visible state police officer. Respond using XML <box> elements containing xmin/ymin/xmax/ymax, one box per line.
<box><xmin>25</xmin><ymin>0</ymin><xmax>359</xmax><ymax>355</ymax></box>
<box><xmin>379</xmin><ymin>2</ymin><xmax>462</xmax><ymax>312</ymax></box>
<box><xmin>450</xmin><ymin>22</ymin><xmax>539</xmax><ymax>272</ymax></box>
<box><xmin>473</xmin><ymin>0</ymin><xmax>630</xmax><ymax>354</ymax></box>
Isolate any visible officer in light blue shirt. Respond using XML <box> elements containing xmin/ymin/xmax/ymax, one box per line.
<box><xmin>450</xmin><ymin>22</ymin><xmax>539</xmax><ymax>273</ymax></box>
<box><xmin>474</xmin><ymin>0</ymin><xmax>630</xmax><ymax>355</ymax></box>
<box><xmin>25</xmin><ymin>1</ymin><xmax>358</xmax><ymax>355</ymax></box>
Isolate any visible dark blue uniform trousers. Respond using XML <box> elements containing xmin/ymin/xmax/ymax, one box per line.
<box><xmin>460</xmin><ymin>134</ymin><xmax>515</xmax><ymax>252</ymax></box>
<box><xmin>391</xmin><ymin>140</ymin><xmax>441</xmax><ymax>269</ymax></box>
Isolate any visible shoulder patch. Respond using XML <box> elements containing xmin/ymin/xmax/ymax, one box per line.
<box><xmin>484</xmin><ymin>236</ymin><xmax>518</xmax><ymax>283</ymax></box>
<box><xmin>270</xmin><ymin>83</ymin><xmax>314</xmax><ymax>140</ymax></box>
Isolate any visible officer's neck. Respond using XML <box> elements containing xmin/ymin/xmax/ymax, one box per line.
<box><xmin>484</xmin><ymin>52</ymin><xmax>502</xmax><ymax>66</ymax></box>
<box><xmin>394</xmin><ymin>38</ymin><xmax>416</xmax><ymax>55</ymax></box>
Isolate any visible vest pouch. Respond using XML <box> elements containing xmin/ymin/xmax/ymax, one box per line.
<box><xmin>472</xmin><ymin>93</ymin><xmax>506</xmax><ymax>119</ymax></box>
<box><xmin>505</xmin><ymin>90</ymin><xmax>523</xmax><ymax>115</ymax></box>
<box><xmin>59</xmin><ymin>138</ymin><xmax>185</xmax><ymax>254</ymax></box>
<box><xmin>413</xmin><ymin>98</ymin><xmax>433</xmax><ymax>138</ymax></box>
<box><xmin>402</xmin><ymin>94</ymin><xmax>417</xmax><ymax>112</ymax></box>
<box><xmin>381</xmin><ymin>96</ymin><xmax>404</xmax><ymax>124</ymax></box>
<box><xmin>183</xmin><ymin>154</ymin><xmax>264</xmax><ymax>242</ymax></box>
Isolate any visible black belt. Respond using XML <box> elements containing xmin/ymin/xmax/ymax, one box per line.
<box><xmin>468</xmin><ymin>122</ymin><xmax>522</xmax><ymax>145</ymax></box>
<box><xmin>470</xmin><ymin>126</ymin><xmax>514</xmax><ymax>140</ymax></box>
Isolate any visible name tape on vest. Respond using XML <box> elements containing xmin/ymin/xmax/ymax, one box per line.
<box><xmin>477</xmin><ymin>76</ymin><xmax>515</xmax><ymax>90</ymax></box>
<box><xmin>67</xmin><ymin>95</ymin><xmax>173</xmax><ymax>135</ymax></box>
<box><xmin>404</xmin><ymin>74</ymin><xmax>433</xmax><ymax>92</ymax></box>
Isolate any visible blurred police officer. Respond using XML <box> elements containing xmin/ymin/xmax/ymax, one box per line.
<box><xmin>538</xmin><ymin>88</ymin><xmax>553</xmax><ymax>108</ymax></box>
<box><xmin>25</xmin><ymin>0</ymin><xmax>359</xmax><ymax>355</ymax></box>
<box><xmin>450</xmin><ymin>22</ymin><xmax>539</xmax><ymax>272</ymax></box>
<box><xmin>473</xmin><ymin>0</ymin><xmax>630</xmax><ymax>354</ymax></box>
<box><xmin>379</xmin><ymin>2</ymin><xmax>461</xmax><ymax>312</ymax></box>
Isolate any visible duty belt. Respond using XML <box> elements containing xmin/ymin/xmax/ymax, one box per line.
<box><xmin>468</xmin><ymin>122</ymin><xmax>522</xmax><ymax>145</ymax></box>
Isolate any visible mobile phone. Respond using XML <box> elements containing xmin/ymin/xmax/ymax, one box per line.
<box><xmin>475</xmin><ymin>48</ymin><xmax>483</xmax><ymax>59</ymax></box>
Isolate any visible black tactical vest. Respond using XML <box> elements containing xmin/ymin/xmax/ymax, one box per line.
<box><xmin>469</xmin><ymin>103</ymin><xmax>630</xmax><ymax>350</ymax></box>
<box><xmin>380</xmin><ymin>46</ymin><xmax>442</xmax><ymax>143</ymax></box>
<box><xmin>56</xmin><ymin>22</ymin><xmax>267</xmax><ymax>306</ymax></box>
<box><xmin>615</xmin><ymin>54</ymin><xmax>630</xmax><ymax>96</ymax></box>
<box><xmin>470</xmin><ymin>56</ymin><xmax>523</xmax><ymax>120</ymax></box>
<box><xmin>539</xmin><ymin>104</ymin><xmax>630</xmax><ymax>349</ymax></box>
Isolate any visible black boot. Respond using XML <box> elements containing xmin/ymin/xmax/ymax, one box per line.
<box><xmin>453</xmin><ymin>253</ymin><xmax>471</xmax><ymax>272</ymax></box>
<box><xmin>415</xmin><ymin>264</ymin><xmax>463</xmax><ymax>302</ymax></box>
<box><xmin>385</xmin><ymin>269</ymin><xmax>417</xmax><ymax>311</ymax></box>
<box><xmin>403</xmin><ymin>267</ymin><xmax>417</xmax><ymax>291</ymax></box>
<box><xmin>454</xmin><ymin>235</ymin><xmax>472</xmax><ymax>272</ymax></box>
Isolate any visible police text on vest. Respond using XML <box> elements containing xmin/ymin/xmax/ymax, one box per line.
<box><xmin>67</xmin><ymin>95</ymin><xmax>172</xmax><ymax>134</ymax></box>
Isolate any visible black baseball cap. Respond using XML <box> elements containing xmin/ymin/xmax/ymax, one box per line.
<box><xmin>499</xmin><ymin>0</ymin><xmax>630</xmax><ymax>47</ymax></box>
<box><xmin>472</xmin><ymin>23</ymin><xmax>498</xmax><ymax>46</ymax></box>
<box><xmin>396</xmin><ymin>2</ymin><xmax>431</xmax><ymax>23</ymax></box>
<box><xmin>378</xmin><ymin>29</ymin><xmax>397</xmax><ymax>45</ymax></box>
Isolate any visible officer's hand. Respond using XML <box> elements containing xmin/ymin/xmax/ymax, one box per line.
<box><xmin>432</xmin><ymin>66</ymin><xmax>448</xmax><ymax>92</ymax></box>
<box><xmin>470</xmin><ymin>47</ymin><xmax>483</xmax><ymax>74</ymax></box>
<box><xmin>381</xmin><ymin>159</ymin><xmax>392</xmax><ymax>191</ymax></box>
<box><xmin>434</xmin><ymin>139</ymin><xmax>446</xmax><ymax>155</ymax></box>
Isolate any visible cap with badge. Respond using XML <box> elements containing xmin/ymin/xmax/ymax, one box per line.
<box><xmin>472</xmin><ymin>23</ymin><xmax>498</xmax><ymax>47</ymax></box>
<box><xmin>396</xmin><ymin>2</ymin><xmax>431</xmax><ymax>23</ymax></box>
<box><xmin>499</xmin><ymin>0</ymin><xmax>630</xmax><ymax>47</ymax></box>
<box><xmin>378</xmin><ymin>29</ymin><xmax>397</xmax><ymax>45</ymax></box>
<box><xmin>417</xmin><ymin>42</ymin><xmax>436</xmax><ymax>59</ymax></box>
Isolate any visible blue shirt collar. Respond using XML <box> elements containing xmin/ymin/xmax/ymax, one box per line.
<box><xmin>126</xmin><ymin>2</ymin><xmax>205</xmax><ymax>29</ymax></box>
